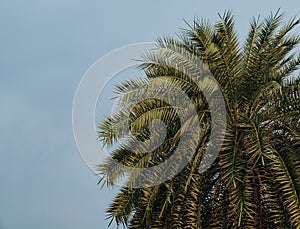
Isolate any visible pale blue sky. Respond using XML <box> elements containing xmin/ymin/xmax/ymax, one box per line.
<box><xmin>1</xmin><ymin>1</ymin><xmax>300</xmax><ymax>228</ymax></box>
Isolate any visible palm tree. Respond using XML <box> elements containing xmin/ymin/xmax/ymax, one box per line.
<box><xmin>98</xmin><ymin>11</ymin><xmax>300</xmax><ymax>228</ymax></box>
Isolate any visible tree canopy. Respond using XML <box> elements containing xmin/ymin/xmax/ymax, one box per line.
<box><xmin>98</xmin><ymin>11</ymin><xmax>300</xmax><ymax>228</ymax></box>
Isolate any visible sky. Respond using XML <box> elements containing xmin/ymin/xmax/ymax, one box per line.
<box><xmin>1</xmin><ymin>0</ymin><xmax>300</xmax><ymax>228</ymax></box>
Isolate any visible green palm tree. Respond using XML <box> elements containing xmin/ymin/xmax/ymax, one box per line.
<box><xmin>98</xmin><ymin>11</ymin><xmax>300</xmax><ymax>228</ymax></box>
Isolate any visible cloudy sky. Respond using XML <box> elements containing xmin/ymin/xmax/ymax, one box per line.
<box><xmin>1</xmin><ymin>0</ymin><xmax>300</xmax><ymax>228</ymax></box>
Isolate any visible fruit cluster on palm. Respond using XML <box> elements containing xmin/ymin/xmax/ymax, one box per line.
<box><xmin>98</xmin><ymin>11</ymin><xmax>300</xmax><ymax>228</ymax></box>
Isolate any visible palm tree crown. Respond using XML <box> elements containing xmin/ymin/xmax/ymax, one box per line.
<box><xmin>98</xmin><ymin>11</ymin><xmax>300</xmax><ymax>228</ymax></box>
